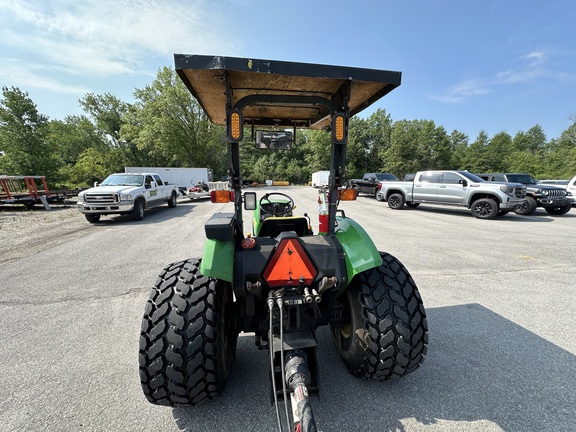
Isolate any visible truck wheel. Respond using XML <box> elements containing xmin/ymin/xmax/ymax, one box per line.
<box><xmin>85</xmin><ymin>214</ymin><xmax>101</xmax><ymax>223</ymax></box>
<box><xmin>470</xmin><ymin>197</ymin><xmax>498</xmax><ymax>219</ymax></box>
<box><xmin>132</xmin><ymin>199</ymin><xmax>145</xmax><ymax>221</ymax></box>
<box><xmin>375</xmin><ymin>191</ymin><xmax>385</xmax><ymax>202</ymax></box>
<box><xmin>167</xmin><ymin>192</ymin><xmax>177</xmax><ymax>208</ymax></box>
<box><xmin>331</xmin><ymin>252</ymin><xmax>428</xmax><ymax>380</ymax></box>
<box><xmin>545</xmin><ymin>204</ymin><xmax>571</xmax><ymax>215</ymax></box>
<box><xmin>139</xmin><ymin>259</ymin><xmax>237</xmax><ymax>406</ymax></box>
<box><xmin>387</xmin><ymin>193</ymin><xmax>405</xmax><ymax>209</ymax></box>
<box><xmin>514</xmin><ymin>196</ymin><xmax>537</xmax><ymax>215</ymax></box>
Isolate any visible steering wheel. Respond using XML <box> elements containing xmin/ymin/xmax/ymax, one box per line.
<box><xmin>259</xmin><ymin>192</ymin><xmax>295</xmax><ymax>217</ymax></box>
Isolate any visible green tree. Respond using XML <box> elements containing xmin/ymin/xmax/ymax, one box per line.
<box><xmin>48</xmin><ymin>115</ymin><xmax>108</xmax><ymax>165</ymax></box>
<box><xmin>505</xmin><ymin>125</ymin><xmax>548</xmax><ymax>176</ymax></box>
<box><xmin>0</xmin><ymin>86</ymin><xmax>61</xmax><ymax>184</ymax></box>
<box><xmin>302</xmin><ymin>129</ymin><xmax>331</xmax><ymax>174</ymax></box>
<box><xmin>383</xmin><ymin>120</ymin><xmax>420</xmax><ymax>177</ymax></box>
<box><xmin>65</xmin><ymin>147</ymin><xmax>122</xmax><ymax>187</ymax></box>
<box><xmin>485</xmin><ymin>131</ymin><xmax>512</xmax><ymax>172</ymax></box>
<box><xmin>449</xmin><ymin>130</ymin><xmax>470</xmax><ymax>169</ymax></box>
<box><xmin>80</xmin><ymin>92</ymin><xmax>138</xmax><ymax>166</ymax></box>
<box><xmin>382</xmin><ymin>119</ymin><xmax>451</xmax><ymax>177</ymax></box>
<box><xmin>346</xmin><ymin>109</ymin><xmax>394</xmax><ymax>175</ymax></box>
<box><xmin>121</xmin><ymin>67</ymin><xmax>227</xmax><ymax>176</ymax></box>
<box><xmin>80</xmin><ymin>93</ymin><xmax>130</xmax><ymax>146</ymax></box>
<box><xmin>512</xmin><ymin>124</ymin><xmax>547</xmax><ymax>153</ymax></box>
<box><xmin>461</xmin><ymin>130</ymin><xmax>490</xmax><ymax>172</ymax></box>
<box><xmin>542</xmin><ymin>122</ymin><xmax>576</xmax><ymax>178</ymax></box>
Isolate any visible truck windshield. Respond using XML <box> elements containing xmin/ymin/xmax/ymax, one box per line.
<box><xmin>375</xmin><ymin>173</ymin><xmax>398</xmax><ymax>181</ymax></box>
<box><xmin>505</xmin><ymin>174</ymin><xmax>537</xmax><ymax>184</ymax></box>
<box><xmin>459</xmin><ymin>172</ymin><xmax>486</xmax><ymax>182</ymax></box>
<box><xmin>101</xmin><ymin>175</ymin><xmax>144</xmax><ymax>186</ymax></box>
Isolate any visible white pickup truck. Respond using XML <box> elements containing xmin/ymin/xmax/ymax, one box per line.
<box><xmin>77</xmin><ymin>172</ymin><xmax>179</xmax><ymax>223</ymax></box>
<box><xmin>376</xmin><ymin>170</ymin><xmax>526</xmax><ymax>219</ymax></box>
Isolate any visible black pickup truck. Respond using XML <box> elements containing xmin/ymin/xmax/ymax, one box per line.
<box><xmin>476</xmin><ymin>172</ymin><xmax>572</xmax><ymax>215</ymax></box>
<box><xmin>350</xmin><ymin>172</ymin><xmax>398</xmax><ymax>199</ymax></box>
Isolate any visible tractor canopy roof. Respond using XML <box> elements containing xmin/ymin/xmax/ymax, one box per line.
<box><xmin>174</xmin><ymin>54</ymin><xmax>401</xmax><ymax>130</ymax></box>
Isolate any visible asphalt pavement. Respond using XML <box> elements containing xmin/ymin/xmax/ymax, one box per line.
<box><xmin>1</xmin><ymin>187</ymin><xmax>574</xmax><ymax>432</ymax></box>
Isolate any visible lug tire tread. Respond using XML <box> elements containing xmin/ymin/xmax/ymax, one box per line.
<box><xmin>333</xmin><ymin>252</ymin><xmax>428</xmax><ymax>380</ymax></box>
<box><xmin>139</xmin><ymin>259</ymin><xmax>232</xmax><ymax>406</ymax></box>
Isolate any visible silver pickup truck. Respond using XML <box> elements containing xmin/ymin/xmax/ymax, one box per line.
<box><xmin>377</xmin><ymin>170</ymin><xmax>526</xmax><ymax>219</ymax></box>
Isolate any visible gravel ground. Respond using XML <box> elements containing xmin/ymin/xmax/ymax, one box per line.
<box><xmin>0</xmin><ymin>202</ymin><xmax>87</xmax><ymax>262</ymax></box>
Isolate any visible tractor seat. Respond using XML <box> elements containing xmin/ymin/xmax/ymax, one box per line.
<box><xmin>258</xmin><ymin>216</ymin><xmax>310</xmax><ymax>238</ymax></box>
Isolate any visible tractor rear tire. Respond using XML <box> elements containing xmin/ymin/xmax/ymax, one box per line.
<box><xmin>139</xmin><ymin>259</ymin><xmax>237</xmax><ymax>406</ymax></box>
<box><xmin>331</xmin><ymin>252</ymin><xmax>428</xmax><ymax>380</ymax></box>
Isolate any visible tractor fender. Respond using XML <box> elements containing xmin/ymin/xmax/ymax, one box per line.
<box><xmin>334</xmin><ymin>216</ymin><xmax>382</xmax><ymax>290</ymax></box>
<box><xmin>200</xmin><ymin>239</ymin><xmax>234</xmax><ymax>282</ymax></box>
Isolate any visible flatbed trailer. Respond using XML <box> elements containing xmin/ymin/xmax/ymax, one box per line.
<box><xmin>0</xmin><ymin>175</ymin><xmax>77</xmax><ymax>209</ymax></box>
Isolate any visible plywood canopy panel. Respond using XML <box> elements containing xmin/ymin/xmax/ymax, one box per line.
<box><xmin>175</xmin><ymin>55</ymin><xmax>401</xmax><ymax>130</ymax></box>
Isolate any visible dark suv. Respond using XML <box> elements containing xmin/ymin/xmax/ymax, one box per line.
<box><xmin>476</xmin><ymin>173</ymin><xmax>573</xmax><ymax>215</ymax></box>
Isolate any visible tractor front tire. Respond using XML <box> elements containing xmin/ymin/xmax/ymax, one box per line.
<box><xmin>331</xmin><ymin>252</ymin><xmax>428</xmax><ymax>380</ymax></box>
<box><xmin>139</xmin><ymin>259</ymin><xmax>237</xmax><ymax>406</ymax></box>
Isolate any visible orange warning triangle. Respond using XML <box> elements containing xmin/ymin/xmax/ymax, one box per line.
<box><xmin>263</xmin><ymin>238</ymin><xmax>317</xmax><ymax>287</ymax></box>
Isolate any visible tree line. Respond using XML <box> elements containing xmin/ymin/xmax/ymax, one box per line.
<box><xmin>1</xmin><ymin>67</ymin><xmax>575</xmax><ymax>189</ymax></box>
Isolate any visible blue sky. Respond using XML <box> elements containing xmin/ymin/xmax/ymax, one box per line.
<box><xmin>1</xmin><ymin>0</ymin><xmax>575</xmax><ymax>141</ymax></box>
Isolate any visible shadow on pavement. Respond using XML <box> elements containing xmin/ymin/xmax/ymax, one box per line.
<box><xmin>172</xmin><ymin>303</ymin><xmax>575</xmax><ymax>431</ymax></box>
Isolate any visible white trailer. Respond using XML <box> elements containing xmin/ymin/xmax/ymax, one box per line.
<box><xmin>311</xmin><ymin>171</ymin><xmax>330</xmax><ymax>188</ymax></box>
<box><xmin>125</xmin><ymin>167</ymin><xmax>212</xmax><ymax>194</ymax></box>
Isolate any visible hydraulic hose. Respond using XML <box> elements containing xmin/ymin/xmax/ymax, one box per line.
<box><xmin>268</xmin><ymin>297</ymin><xmax>283</xmax><ymax>432</ymax></box>
<box><xmin>277</xmin><ymin>298</ymin><xmax>292</xmax><ymax>432</ymax></box>
<box><xmin>285</xmin><ymin>352</ymin><xmax>317</xmax><ymax>432</ymax></box>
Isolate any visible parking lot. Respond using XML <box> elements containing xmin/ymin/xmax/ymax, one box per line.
<box><xmin>1</xmin><ymin>186</ymin><xmax>575</xmax><ymax>432</ymax></box>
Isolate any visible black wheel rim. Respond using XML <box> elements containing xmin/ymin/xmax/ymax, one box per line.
<box><xmin>475</xmin><ymin>202</ymin><xmax>493</xmax><ymax>216</ymax></box>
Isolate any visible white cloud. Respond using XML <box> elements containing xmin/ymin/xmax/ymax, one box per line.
<box><xmin>432</xmin><ymin>79</ymin><xmax>491</xmax><ymax>104</ymax></box>
<box><xmin>432</xmin><ymin>48</ymin><xmax>574</xmax><ymax>104</ymax></box>
<box><xmin>0</xmin><ymin>59</ymin><xmax>89</xmax><ymax>94</ymax></box>
<box><xmin>0</xmin><ymin>0</ymin><xmax>232</xmax><ymax>78</ymax></box>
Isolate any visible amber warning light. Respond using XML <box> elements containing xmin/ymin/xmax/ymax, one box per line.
<box><xmin>332</xmin><ymin>113</ymin><xmax>346</xmax><ymax>143</ymax></box>
<box><xmin>210</xmin><ymin>189</ymin><xmax>232</xmax><ymax>203</ymax></box>
<box><xmin>228</xmin><ymin>109</ymin><xmax>243</xmax><ymax>141</ymax></box>
<box><xmin>262</xmin><ymin>238</ymin><xmax>318</xmax><ymax>287</ymax></box>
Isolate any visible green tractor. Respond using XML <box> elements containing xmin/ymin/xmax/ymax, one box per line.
<box><xmin>139</xmin><ymin>55</ymin><xmax>428</xmax><ymax>431</ymax></box>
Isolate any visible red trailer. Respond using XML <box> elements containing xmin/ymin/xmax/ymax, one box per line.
<box><xmin>0</xmin><ymin>175</ymin><xmax>76</xmax><ymax>209</ymax></box>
